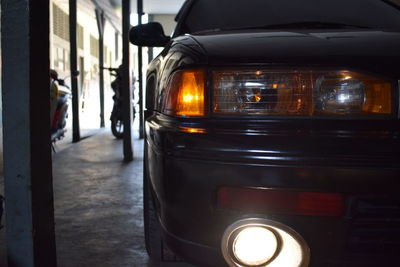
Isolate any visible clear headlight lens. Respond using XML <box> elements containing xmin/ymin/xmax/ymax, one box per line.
<box><xmin>316</xmin><ymin>75</ymin><xmax>365</xmax><ymax>113</ymax></box>
<box><xmin>213</xmin><ymin>70</ymin><xmax>392</xmax><ymax>116</ymax></box>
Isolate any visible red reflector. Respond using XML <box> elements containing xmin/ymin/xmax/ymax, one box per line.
<box><xmin>217</xmin><ymin>187</ymin><xmax>345</xmax><ymax>217</ymax></box>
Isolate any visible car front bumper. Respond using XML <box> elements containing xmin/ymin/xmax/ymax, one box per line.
<box><xmin>145</xmin><ymin>113</ymin><xmax>400</xmax><ymax>266</ymax></box>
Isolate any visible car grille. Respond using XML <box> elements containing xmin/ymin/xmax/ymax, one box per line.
<box><xmin>348</xmin><ymin>197</ymin><xmax>400</xmax><ymax>253</ymax></box>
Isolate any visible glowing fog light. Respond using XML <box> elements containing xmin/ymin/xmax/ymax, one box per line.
<box><xmin>233</xmin><ymin>226</ymin><xmax>279</xmax><ymax>266</ymax></box>
<box><xmin>222</xmin><ymin>219</ymin><xmax>310</xmax><ymax>267</ymax></box>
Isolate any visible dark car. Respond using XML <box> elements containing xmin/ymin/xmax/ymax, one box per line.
<box><xmin>129</xmin><ymin>0</ymin><xmax>400</xmax><ymax>266</ymax></box>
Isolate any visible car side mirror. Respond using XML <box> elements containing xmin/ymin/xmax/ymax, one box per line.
<box><xmin>129</xmin><ymin>22</ymin><xmax>171</xmax><ymax>47</ymax></box>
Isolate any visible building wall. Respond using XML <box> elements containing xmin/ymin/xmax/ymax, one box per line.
<box><xmin>152</xmin><ymin>14</ymin><xmax>176</xmax><ymax>36</ymax></box>
<box><xmin>50</xmin><ymin>0</ymin><xmax>122</xmax><ymax>134</ymax></box>
<box><xmin>0</xmin><ymin>0</ymin><xmax>123</xmax><ymax>189</ymax></box>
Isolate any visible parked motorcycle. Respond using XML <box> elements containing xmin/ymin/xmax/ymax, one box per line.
<box><xmin>50</xmin><ymin>69</ymin><xmax>71</xmax><ymax>143</ymax></box>
<box><xmin>103</xmin><ymin>66</ymin><xmax>135</xmax><ymax>139</ymax></box>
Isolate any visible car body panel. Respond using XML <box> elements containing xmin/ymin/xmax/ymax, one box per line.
<box><xmin>145</xmin><ymin>116</ymin><xmax>400</xmax><ymax>266</ymax></box>
<box><xmin>139</xmin><ymin>1</ymin><xmax>400</xmax><ymax>266</ymax></box>
<box><xmin>145</xmin><ymin>112</ymin><xmax>400</xmax><ymax>265</ymax></box>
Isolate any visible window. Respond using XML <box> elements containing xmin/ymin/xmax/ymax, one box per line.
<box><xmin>115</xmin><ymin>32</ymin><xmax>119</xmax><ymax>61</ymax></box>
<box><xmin>78</xmin><ymin>24</ymin><xmax>84</xmax><ymax>50</ymax></box>
<box><xmin>90</xmin><ymin>35</ymin><xmax>99</xmax><ymax>58</ymax></box>
<box><xmin>53</xmin><ymin>46</ymin><xmax>69</xmax><ymax>71</ymax></box>
<box><xmin>53</xmin><ymin>4</ymin><xmax>70</xmax><ymax>41</ymax></box>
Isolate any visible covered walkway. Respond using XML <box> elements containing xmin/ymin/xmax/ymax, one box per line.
<box><xmin>0</xmin><ymin>129</ymin><xmax>191</xmax><ymax>266</ymax></box>
<box><xmin>53</xmin><ymin>130</ymin><xmax>145</xmax><ymax>266</ymax></box>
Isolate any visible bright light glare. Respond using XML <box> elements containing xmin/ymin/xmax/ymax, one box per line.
<box><xmin>180</xmin><ymin>127</ymin><xmax>207</xmax><ymax>134</ymax></box>
<box><xmin>130</xmin><ymin>14</ymin><xmax>149</xmax><ymax>26</ymax></box>
<box><xmin>233</xmin><ymin>227</ymin><xmax>278</xmax><ymax>266</ymax></box>
<box><xmin>175</xmin><ymin>70</ymin><xmax>205</xmax><ymax>117</ymax></box>
<box><xmin>337</xmin><ymin>93</ymin><xmax>350</xmax><ymax>103</ymax></box>
<box><xmin>267</xmin><ymin>227</ymin><xmax>303</xmax><ymax>267</ymax></box>
<box><xmin>222</xmin><ymin>219</ymin><xmax>309</xmax><ymax>267</ymax></box>
<box><xmin>244</xmin><ymin>82</ymin><xmax>264</xmax><ymax>87</ymax></box>
<box><xmin>183</xmin><ymin>94</ymin><xmax>194</xmax><ymax>103</ymax></box>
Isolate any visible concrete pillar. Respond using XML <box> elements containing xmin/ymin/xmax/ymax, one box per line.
<box><xmin>122</xmin><ymin>0</ymin><xmax>133</xmax><ymax>161</ymax></box>
<box><xmin>96</xmin><ymin>9</ymin><xmax>106</xmax><ymax>128</ymax></box>
<box><xmin>1</xmin><ymin>0</ymin><xmax>57</xmax><ymax>266</ymax></box>
<box><xmin>70</xmin><ymin>0</ymin><xmax>81</xmax><ymax>142</ymax></box>
<box><xmin>137</xmin><ymin>0</ymin><xmax>144</xmax><ymax>139</ymax></box>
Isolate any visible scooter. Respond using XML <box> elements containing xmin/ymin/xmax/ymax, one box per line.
<box><xmin>50</xmin><ymin>69</ymin><xmax>71</xmax><ymax>143</ymax></box>
<box><xmin>103</xmin><ymin>66</ymin><xmax>135</xmax><ymax>139</ymax></box>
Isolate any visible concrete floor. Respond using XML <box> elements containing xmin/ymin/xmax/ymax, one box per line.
<box><xmin>0</xmin><ymin>129</ymin><xmax>194</xmax><ymax>267</ymax></box>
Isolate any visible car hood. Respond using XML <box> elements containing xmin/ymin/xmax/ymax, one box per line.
<box><xmin>181</xmin><ymin>30</ymin><xmax>400</xmax><ymax>78</ymax></box>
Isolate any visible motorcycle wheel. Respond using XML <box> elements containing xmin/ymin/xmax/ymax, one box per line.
<box><xmin>111</xmin><ymin>117</ymin><xmax>124</xmax><ymax>139</ymax></box>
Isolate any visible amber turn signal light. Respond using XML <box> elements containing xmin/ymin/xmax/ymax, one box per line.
<box><xmin>163</xmin><ymin>69</ymin><xmax>206</xmax><ymax>117</ymax></box>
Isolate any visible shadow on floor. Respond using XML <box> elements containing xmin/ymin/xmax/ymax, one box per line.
<box><xmin>0</xmin><ymin>129</ymin><xmax>194</xmax><ymax>266</ymax></box>
<box><xmin>53</xmin><ymin>129</ymin><xmax>194</xmax><ymax>267</ymax></box>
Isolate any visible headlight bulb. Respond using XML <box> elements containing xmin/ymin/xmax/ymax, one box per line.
<box><xmin>222</xmin><ymin>219</ymin><xmax>310</xmax><ymax>267</ymax></box>
<box><xmin>316</xmin><ymin>76</ymin><xmax>365</xmax><ymax>114</ymax></box>
<box><xmin>232</xmin><ymin>226</ymin><xmax>279</xmax><ymax>266</ymax></box>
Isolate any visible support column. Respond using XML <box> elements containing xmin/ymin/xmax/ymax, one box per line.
<box><xmin>1</xmin><ymin>0</ymin><xmax>57</xmax><ymax>266</ymax></box>
<box><xmin>122</xmin><ymin>0</ymin><xmax>133</xmax><ymax>161</ymax></box>
<box><xmin>96</xmin><ymin>9</ymin><xmax>105</xmax><ymax>128</ymax></box>
<box><xmin>138</xmin><ymin>0</ymin><xmax>144</xmax><ymax>139</ymax></box>
<box><xmin>70</xmin><ymin>0</ymin><xmax>81</xmax><ymax>142</ymax></box>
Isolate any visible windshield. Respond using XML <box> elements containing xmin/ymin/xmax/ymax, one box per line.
<box><xmin>179</xmin><ymin>0</ymin><xmax>400</xmax><ymax>34</ymax></box>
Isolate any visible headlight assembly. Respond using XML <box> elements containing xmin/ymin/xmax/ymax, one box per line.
<box><xmin>213</xmin><ymin>70</ymin><xmax>392</xmax><ymax>116</ymax></box>
<box><xmin>161</xmin><ymin>69</ymin><xmax>393</xmax><ymax>118</ymax></box>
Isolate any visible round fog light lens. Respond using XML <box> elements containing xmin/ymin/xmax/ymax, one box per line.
<box><xmin>233</xmin><ymin>226</ymin><xmax>278</xmax><ymax>266</ymax></box>
<box><xmin>222</xmin><ymin>219</ymin><xmax>310</xmax><ymax>267</ymax></box>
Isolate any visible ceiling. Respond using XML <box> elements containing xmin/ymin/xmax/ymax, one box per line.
<box><xmin>142</xmin><ymin>0</ymin><xmax>186</xmax><ymax>14</ymax></box>
<box><xmin>123</xmin><ymin>0</ymin><xmax>400</xmax><ymax>15</ymax></box>
<box><xmin>110</xmin><ymin>0</ymin><xmax>185</xmax><ymax>15</ymax></box>
<box><xmin>111</xmin><ymin>0</ymin><xmax>185</xmax><ymax>14</ymax></box>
